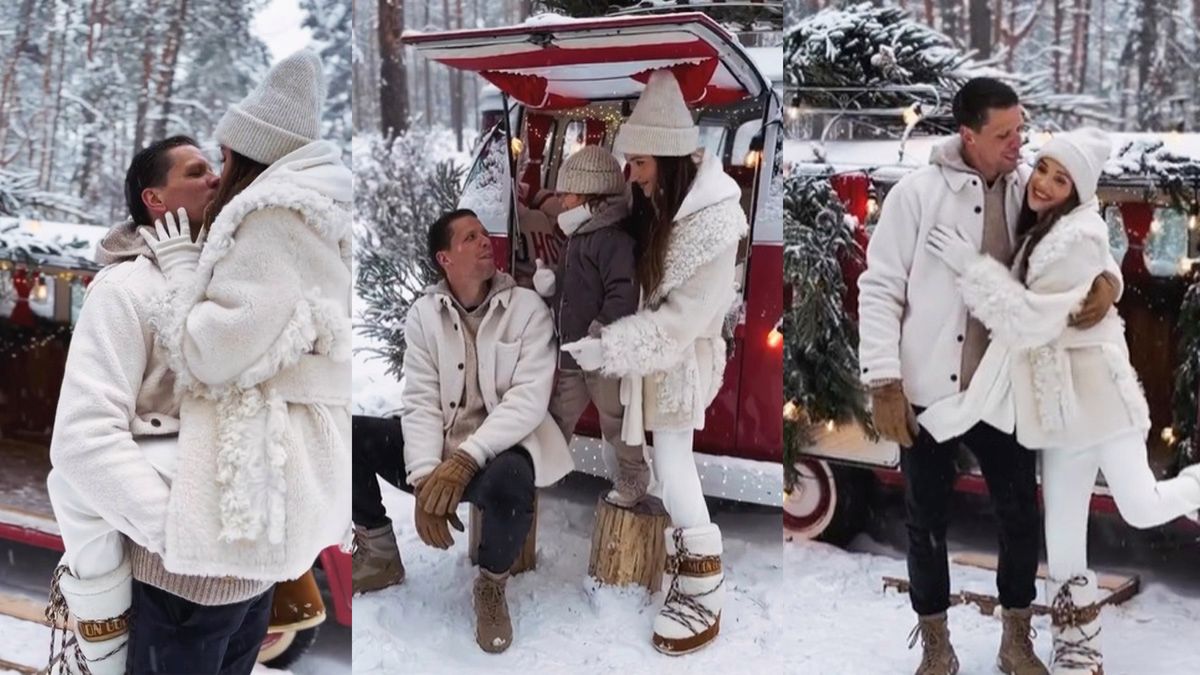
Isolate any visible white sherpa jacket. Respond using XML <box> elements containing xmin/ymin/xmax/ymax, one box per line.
<box><xmin>918</xmin><ymin>200</ymin><xmax>1149</xmax><ymax>450</ymax></box>
<box><xmin>151</xmin><ymin>140</ymin><xmax>353</xmax><ymax>582</ymax></box>
<box><xmin>402</xmin><ymin>273</ymin><xmax>573</xmax><ymax>487</ymax></box>
<box><xmin>49</xmin><ymin>223</ymin><xmax>181</xmax><ymax>555</ymax></box>
<box><xmin>596</xmin><ymin>151</ymin><xmax>748</xmax><ymax>436</ymax></box>
<box><xmin>858</xmin><ymin>138</ymin><xmax>1035</xmax><ymax>406</ymax></box>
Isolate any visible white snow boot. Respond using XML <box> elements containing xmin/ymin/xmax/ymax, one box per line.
<box><xmin>652</xmin><ymin>523</ymin><xmax>724</xmax><ymax>655</ymax></box>
<box><xmin>46</xmin><ymin>560</ymin><xmax>131</xmax><ymax>675</ymax></box>
<box><xmin>1047</xmin><ymin>572</ymin><xmax>1104</xmax><ymax>675</ymax></box>
<box><xmin>1179</xmin><ymin>464</ymin><xmax>1200</xmax><ymax>522</ymax></box>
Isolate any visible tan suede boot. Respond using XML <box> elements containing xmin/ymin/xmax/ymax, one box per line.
<box><xmin>998</xmin><ymin>607</ymin><xmax>1049</xmax><ymax>674</ymax></box>
<box><xmin>473</xmin><ymin>568</ymin><xmax>513</xmax><ymax>653</ymax></box>
<box><xmin>908</xmin><ymin>612</ymin><xmax>960</xmax><ymax>675</ymax></box>
<box><xmin>351</xmin><ymin>524</ymin><xmax>405</xmax><ymax>595</ymax></box>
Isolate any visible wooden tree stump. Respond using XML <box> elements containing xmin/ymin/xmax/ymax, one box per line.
<box><xmin>588</xmin><ymin>494</ymin><xmax>671</xmax><ymax>593</ymax></box>
<box><xmin>468</xmin><ymin>493</ymin><xmax>538</xmax><ymax>575</ymax></box>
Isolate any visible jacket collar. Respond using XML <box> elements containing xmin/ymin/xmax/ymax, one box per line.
<box><xmin>574</xmin><ymin>194</ymin><xmax>630</xmax><ymax>236</ymax></box>
<box><xmin>930</xmin><ymin>136</ymin><xmax>1023</xmax><ymax>194</ymax></box>
<box><xmin>427</xmin><ymin>272</ymin><xmax>517</xmax><ymax>312</ymax></box>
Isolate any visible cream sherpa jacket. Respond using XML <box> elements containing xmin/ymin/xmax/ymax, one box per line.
<box><xmin>151</xmin><ymin>140</ymin><xmax>352</xmax><ymax>582</ymax></box>
<box><xmin>596</xmin><ymin>151</ymin><xmax>748</xmax><ymax>437</ymax></box>
<box><xmin>918</xmin><ymin>199</ymin><xmax>1149</xmax><ymax>450</ymax></box>
<box><xmin>48</xmin><ymin>225</ymin><xmax>179</xmax><ymax>556</ymax></box>
<box><xmin>402</xmin><ymin>273</ymin><xmax>573</xmax><ymax>487</ymax></box>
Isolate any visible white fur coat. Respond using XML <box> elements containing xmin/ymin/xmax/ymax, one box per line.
<box><xmin>597</xmin><ymin>152</ymin><xmax>748</xmax><ymax>434</ymax></box>
<box><xmin>150</xmin><ymin>140</ymin><xmax>353</xmax><ymax>581</ymax></box>
<box><xmin>918</xmin><ymin>199</ymin><xmax>1150</xmax><ymax>450</ymax></box>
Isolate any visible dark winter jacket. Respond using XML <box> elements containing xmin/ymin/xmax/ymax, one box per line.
<box><xmin>550</xmin><ymin>195</ymin><xmax>639</xmax><ymax>370</ymax></box>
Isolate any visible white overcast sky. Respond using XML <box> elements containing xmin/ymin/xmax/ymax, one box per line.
<box><xmin>252</xmin><ymin>0</ymin><xmax>314</xmax><ymax>63</ymax></box>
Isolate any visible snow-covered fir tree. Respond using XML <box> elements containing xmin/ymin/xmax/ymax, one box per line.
<box><xmin>354</xmin><ymin>129</ymin><xmax>465</xmax><ymax>377</ymax></box>
<box><xmin>783</xmin><ymin>172</ymin><xmax>873</xmax><ymax>486</ymax></box>
<box><xmin>303</xmin><ymin>0</ymin><xmax>353</xmax><ymax>151</ymax></box>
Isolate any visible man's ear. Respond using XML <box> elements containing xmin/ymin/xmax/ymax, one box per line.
<box><xmin>141</xmin><ymin>187</ymin><xmax>164</xmax><ymax>220</ymax></box>
<box><xmin>436</xmin><ymin>251</ymin><xmax>450</xmax><ymax>268</ymax></box>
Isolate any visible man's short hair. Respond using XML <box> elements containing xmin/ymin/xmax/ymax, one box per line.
<box><xmin>427</xmin><ymin>208</ymin><xmax>478</xmax><ymax>277</ymax></box>
<box><xmin>952</xmin><ymin>78</ymin><xmax>1020</xmax><ymax>131</ymax></box>
<box><xmin>124</xmin><ymin>135</ymin><xmax>199</xmax><ymax>225</ymax></box>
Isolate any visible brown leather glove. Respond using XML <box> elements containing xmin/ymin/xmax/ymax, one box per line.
<box><xmin>418</xmin><ymin>449</ymin><xmax>479</xmax><ymax>517</ymax></box>
<box><xmin>1069</xmin><ymin>271</ymin><xmax>1119</xmax><ymax>328</ymax></box>
<box><xmin>412</xmin><ymin>474</ymin><xmax>465</xmax><ymax>549</ymax></box>
<box><xmin>413</xmin><ymin>505</ymin><xmax>465</xmax><ymax>550</ymax></box>
<box><xmin>870</xmin><ymin>381</ymin><xmax>919</xmax><ymax>448</ymax></box>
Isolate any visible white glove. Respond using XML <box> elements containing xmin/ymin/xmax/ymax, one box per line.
<box><xmin>532</xmin><ymin>258</ymin><xmax>556</xmax><ymax>298</ymax></box>
<box><xmin>925</xmin><ymin>224</ymin><xmax>978</xmax><ymax>275</ymax></box>
<box><xmin>139</xmin><ymin>208</ymin><xmax>203</xmax><ymax>280</ymax></box>
<box><xmin>561</xmin><ymin>337</ymin><xmax>604</xmax><ymax>372</ymax></box>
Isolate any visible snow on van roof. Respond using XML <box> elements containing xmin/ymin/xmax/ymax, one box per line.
<box><xmin>785</xmin><ymin>132</ymin><xmax>1200</xmax><ymax>183</ymax></box>
<box><xmin>747</xmin><ymin>46</ymin><xmax>782</xmax><ymax>86</ymax></box>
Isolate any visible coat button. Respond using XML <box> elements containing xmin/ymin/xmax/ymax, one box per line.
<box><xmin>150</xmin><ymin>418</ymin><xmax>162</xmax><ymax>427</ymax></box>
<box><xmin>862</xmin><ymin>366</ymin><xmax>869</xmax><ymax>373</ymax></box>
<box><xmin>957</xmin><ymin>335</ymin><xmax>964</xmax><ymax>343</ymax></box>
<box><xmin>450</xmin><ymin>401</ymin><xmax>457</xmax><ymax>409</ymax></box>
<box><xmin>453</xmin><ymin>324</ymin><xmax>458</xmax><ymax>331</ymax></box>
<box><xmin>971</xmin><ymin>179</ymin><xmax>978</xmax><ymax>186</ymax></box>
<box><xmin>950</xmin><ymin>374</ymin><xmax>958</xmax><ymax>382</ymax></box>
<box><xmin>974</xmin><ymin>206</ymin><xmax>982</xmax><ymax>214</ymax></box>
<box><xmin>458</xmin><ymin>363</ymin><xmax>464</xmax><ymax>370</ymax></box>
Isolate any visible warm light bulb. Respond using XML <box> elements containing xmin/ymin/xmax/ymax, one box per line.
<box><xmin>767</xmin><ymin>327</ymin><xmax>783</xmax><ymax>349</ymax></box>
<box><xmin>33</xmin><ymin>279</ymin><xmax>49</xmax><ymax>302</ymax></box>
<box><xmin>510</xmin><ymin>137</ymin><xmax>524</xmax><ymax>156</ymax></box>
<box><xmin>901</xmin><ymin>103</ymin><xmax>921</xmax><ymax>127</ymax></box>
<box><xmin>783</xmin><ymin>401</ymin><xmax>799</xmax><ymax>421</ymax></box>
<box><xmin>744</xmin><ymin>149</ymin><xmax>762</xmax><ymax>168</ymax></box>
<box><xmin>825</xmin><ymin>420</ymin><xmax>836</xmax><ymax>432</ymax></box>
<box><xmin>1161</xmin><ymin>426</ymin><xmax>1176</xmax><ymax>443</ymax></box>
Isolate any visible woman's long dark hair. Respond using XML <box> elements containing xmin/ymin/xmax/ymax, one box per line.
<box><xmin>203</xmin><ymin>150</ymin><xmax>269</xmax><ymax>229</ymax></box>
<box><xmin>1013</xmin><ymin>184</ymin><xmax>1081</xmax><ymax>285</ymax></box>
<box><xmin>629</xmin><ymin>155</ymin><xmax>698</xmax><ymax>296</ymax></box>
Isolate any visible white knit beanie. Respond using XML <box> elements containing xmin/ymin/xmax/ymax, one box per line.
<box><xmin>556</xmin><ymin>146</ymin><xmax>625</xmax><ymax>195</ymax></box>
<box><xmin>215</xmin><ymin>49</ymin><xmax>325</xmax><ymax>166</ymax></box>
<box><xmin>612</xmin><ymin>70</ymin><xmax>699</xmax><ymax>157</ymax></box>
<box><xmin>1034</xmin><ymin>127</ymin><xmax>1112</xmax><ymax>203</ymax></box>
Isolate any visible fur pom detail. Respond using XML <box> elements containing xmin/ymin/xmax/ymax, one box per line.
<box><xmin>1101</xmin><ymin>343</ymin><xmax>1151</xmax><ymax>429</ymax></box>
<box><xmin>1030</xmin><ymin>346</ymin><xmax>1068</xmax><ymax>433</ymax></box>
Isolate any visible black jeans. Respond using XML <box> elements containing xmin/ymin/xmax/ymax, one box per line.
<box><xmin>353</xmin><ymin>415</ymin><xmax>537</xmax><ymax>574</ymax></box>
<box><xmin>126</xmin><ymin>580</ymin><xmax>273</xmax><ymax>674</ymax></box>
<box><xmin>900</xmin><ymin>412</ymin><xmax>1041</xmax><ymax>616</ymax></box>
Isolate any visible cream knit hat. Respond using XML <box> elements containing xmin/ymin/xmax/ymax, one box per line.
<box><xmin>215</xmin><ymin>49</ymin><xmax>325</xmax><ymax>166</ymax></box>
<box><xmin>1034</xmin><ymin>127</ymin><xmax>1112</xmax><ymax>203</ymax></box>
<box><xmin>556</xmin><ymin>146</ymin><xmax>625</xmax><ymax>195</ymax></box>
<box><xmin>612</xmin><ymin>70</ymin><xmax>699</xmax><ymax>157</ymax></box>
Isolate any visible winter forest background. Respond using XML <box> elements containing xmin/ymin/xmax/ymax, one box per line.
<box><xmin>789</xmin><ymin>0</ymin><xmax>1200</xmax><ymax>132</ymax></box>
<box><xmin>0</xmin><ymin>0</ymin><xmax>351</xmax><ymax>225</ymax></box>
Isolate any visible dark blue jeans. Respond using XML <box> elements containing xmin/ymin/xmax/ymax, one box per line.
<box><xmin>901</xmin><ymin>411</ymin><xmax>1041</xmax><ymax>616</ymax></box>
<box><xmin>352</xmin><ymin>414</ymin><xmax>536</xmax><ymax>574</ymax></box>
<box><xmin>126</xmin><ymin>580</ymin><xmax>273</xmax><ymax>674</ymax></box>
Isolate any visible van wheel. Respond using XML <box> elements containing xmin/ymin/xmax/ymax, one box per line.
<box><xmin>258</xmin><ymin>626</ymin><xmax>319</xmax><ymax>670</ymax></box>
<box><xmin>784</xmin><ymin>458</ymin><xmax>872</xmax><ymax>546</ymax></box>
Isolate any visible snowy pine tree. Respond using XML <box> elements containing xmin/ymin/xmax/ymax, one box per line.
<box><xmin>783</xmin><ymin>173</ymin><xmax>873</xmax><ymax>487</ymax></box>
<box><xmin>354</xmin><ymin>130</ymin><xmax>465</xmax><ymax>377</ymax></box>
<box><xmin>303</xmin><ymin>0</ymin><xmax>353</xmax><ymax>151</ymax></box>
<box><xmin>1173</xmin><ymin>280</ymin><xmax>1200</xmax><ymax>471</ymax></box>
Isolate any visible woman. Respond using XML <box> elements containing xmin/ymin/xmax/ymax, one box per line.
<box><xmin>918</xmin><ymin>127</ymin><xmax>1200</xmax><ymax>674</ymax></box>
<box><xmin>562</xmin><ymin>70</ymin><xmax>747</xmax><ymax>656</ymax></box>
<box><xmin>137</xmin><ymin>49</ymin><xmax>352</xmax><ymax>671</ymax></box>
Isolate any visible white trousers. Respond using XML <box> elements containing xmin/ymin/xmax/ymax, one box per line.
<box><xmin>46</xmin><ymin>437</ymin><xmax>176</xmax><ymax>580</ymax></box>
<box><xmin>650</xmin><ymin>429</ymin><xmax>711</xmax><ymax>529</ymax></box>
<box><xmin>1042</xmin><ymin>430</ymin><xmax>1200</xmax><ymax>579</ymax></box>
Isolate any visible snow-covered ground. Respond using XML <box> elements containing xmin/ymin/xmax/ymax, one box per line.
<box><xmin>352</xmin><ymin>473</ymin><xmax>785</xmax><ymax>674</ymax></box>
<box><xmin>0</xmin><ymin>540</ymin><xmax>350</xmax><ymax>674</ymax></box>
<box><xmin>783</xmin><ymin>494</ymin><xmax>1200</xmax><ymax>674</ymax></box>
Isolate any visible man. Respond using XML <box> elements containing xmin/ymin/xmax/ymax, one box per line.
<box><xmin>857</xmin><ymin>78</ymin><xmax>1121</xmax><ymax>675</ymax></box>
<box><xmin>352</xmin><ymin>208</ymin><xmax>572</xmax><ymax>654</ymax></box>
<box><xmin>48</xmin><ymin>136</ymin><xmax>278</xmax><ymax>674</ymax></box>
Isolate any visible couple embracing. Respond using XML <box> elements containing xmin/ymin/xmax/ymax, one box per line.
<box><xmin>46</xmin><ymin>50</ymin><xmax>352</xmax><ymax>674</ymax></box>
<box><xmin>351</xmin><ymin>69</ymin><xmax>746</xmax><ymax>657</ymax></box>
<box><xmin>860</xmin><ymin>77</ymin><xmax>1200</xmax><ymax>675</ymax></box>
